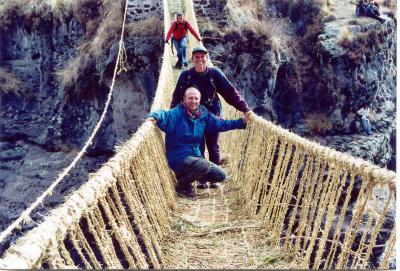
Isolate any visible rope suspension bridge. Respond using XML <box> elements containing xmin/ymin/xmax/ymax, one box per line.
<box><xmin>0</xmin><ymin>0</ymin><xmax>396</xmax><ymax>269</ymax></box>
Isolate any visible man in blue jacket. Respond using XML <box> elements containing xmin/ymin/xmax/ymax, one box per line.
<box><xmin>147</xmin><ymin>87</ymin><xmax>247</xmax><ymax>198</ymax></box>
<box><xmin>171</xmin><ymin>46</ymin><xmax>252</xmax><ymax>189</ymax></box>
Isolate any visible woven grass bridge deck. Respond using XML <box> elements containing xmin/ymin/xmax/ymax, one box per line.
<box><xmin>0</xmin><ymin>0</ymin><xmax>395</xmax><ymax>269</ymax></box>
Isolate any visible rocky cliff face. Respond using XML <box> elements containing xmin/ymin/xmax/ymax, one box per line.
<box><xmin>197</xmin><ymin>0</ymin><xmax>396</xmax><ymax>171</ymax></box>
<box><xmin>0</xmin><ymin>0</ymin><xmax>163</xmax><ymax>251</ymax></box>
<box><xmin>309</xmin><ymin>17</ymin><xmax>396</xmax><ymax>169</ymax></box>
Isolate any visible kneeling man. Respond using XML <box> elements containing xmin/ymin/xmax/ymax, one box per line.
<box><xmin>147</xmin><ymin>87</ymin><xmax>247</xmax><ymax>198</ymax></box>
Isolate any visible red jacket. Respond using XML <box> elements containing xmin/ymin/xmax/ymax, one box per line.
<box><xmin>165</xmin><ymin>20</ymin><xmax>201</xmax><ymax>41</ymax></box>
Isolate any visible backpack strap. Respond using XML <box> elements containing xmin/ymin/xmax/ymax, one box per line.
<box><xmin>208</xmin><ymin>68</ymin><xmax>218</xmax><ymax>104</ymax></box>
<box><xmin>174</xmin><ymin>21</ymin><xmax>188</xmax><ymax>32</ymax></box>
<box><xmin>185</xmin><ymin>69</ymin><xmax>192</xmax><ymax>86</ymax></box>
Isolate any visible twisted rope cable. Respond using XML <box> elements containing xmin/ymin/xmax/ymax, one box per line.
<box><xmin>0</xmin><ymin>0</ymin><xmax>130</xmax><ymax>244</ymax></box>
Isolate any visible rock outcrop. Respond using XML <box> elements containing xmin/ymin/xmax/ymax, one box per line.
<box><xmin>0</xmin><ymin>0</ymin><xmax>163</xmax><ymax>252</ymax></box>
<box><xmin>197</xmin><ymin>0</ymin><xmax>396</xmax><ymax>171</ymax></box>
<box><xmin>309</xmin><ymin>17</ymin><xmax>396</xmax><ymax>169</ymax></box>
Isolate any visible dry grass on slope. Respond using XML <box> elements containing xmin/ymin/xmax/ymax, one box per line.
<box><xmin>0</xmin><ymin>67</ymin><xmax>25</xmax><ymax>96</ymax></box>
<box><xmin>126</xmin><ymin>17</ymin><xmax>163</xmax><ymax>38</ymax></box>
<box><xmin>304</xmin><ymin>112</ymin><xmax>333</xmax><ymax>135</ymax></box>
<box><xmin>57</xmin><ymin>2</ymin><xmax>163</xmax><ymax>93</ymax></box>
<box><xmin>221</xmin><ymin>0</ymin><xmax>294</xmax><ymax>54</ymax></box>
<box><xmin>226</xmin><ymin>0</ymin><xmax>266</xmax><ymax>26</ymax></box>
<box><xmin>0</xmin><ymin>0</ymin><xmax>77</xmax><ymax>29</ymax></box>
<box><xmin>224</xmin><ymin>0</ymin><xmax>329</xmax><ymax>48</ymax></box>
<box><xmin>1</xmin><ymin>0</ymin><xmax>163</xmax><ymax>95</ymax></box>
<box><xmin>56</xmin><ymin>0</ymin><xmax>124</xmax><ymax>91</ymax></box>
<box><xmin>0</xmin><ymin>0</ymin><xmax>124</xmax><ymax>93</ymax></box>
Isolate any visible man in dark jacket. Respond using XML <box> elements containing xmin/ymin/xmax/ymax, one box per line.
<box><xmin>356</xmin><ymin>0</ymin><xmax>385</xmax><ymax>23</ymax></box>
<box><xmin>365</xmin><ymin>0</ymin><xmax>385</xmax><ymax>23</ymax></box>
<box><xmin>170</xmin><ymin>45</ymin><xmax>252</xmax><ymax>189</ymax></box>
<box><xmin>148</xmin><ymin>87</ymin><xmax>247</xmax><ymax>198</ymax></box>
<box><xmin>165</xmin><ymin>12</ymin><xmax>202</xmax><ymax>68</ymax></box>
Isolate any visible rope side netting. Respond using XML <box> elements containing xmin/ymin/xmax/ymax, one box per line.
<box><xmin>0</xmin><ymin>123</ymin><xmax>176</xmax><ymax>268</ymax></box>
<box><xmin>224</xmin><ymin>116</ymin><xmax>396</xmax><ymax>269</ymax></box>
<box><xmin>184</xmin><ymin>1</ymin><xmax>396</xmax><ymax>269</ymax></box>
<box><xmin>0</xmin><ymin>0</ymin><xmax>177</xmax><ymax>268</ymax></box>
<box><xmin>0</xmin><ymin>0</ymin><xmax>396</xmax><ymax>269</ymax></box>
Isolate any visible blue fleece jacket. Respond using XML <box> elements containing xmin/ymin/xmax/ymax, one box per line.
<box><xmin>148</xmin><ymin>104</ymin><xmax>245</xmax><ymax>170</ymax></box>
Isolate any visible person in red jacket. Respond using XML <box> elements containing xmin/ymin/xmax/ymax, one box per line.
<box><xmin>165</xmin><ymin>12</ymin><xmax>202</xmax><ymax>69</ymax></box>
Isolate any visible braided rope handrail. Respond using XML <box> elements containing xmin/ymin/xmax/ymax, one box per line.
<box><xmin>227</xmin><ymin>115</ymin><xmax>395</xmax><ymax>269</ymax></box>
<box><xmin>254</xmin><ymin>114</ymin><xmax>396</xmax><ymax>184</ymax></box>
<box><xmin>0</xmin><ymin>0</ymin><xmax>130</xmax><ymax>245</ymax></box>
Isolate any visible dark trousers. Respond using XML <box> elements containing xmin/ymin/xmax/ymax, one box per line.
<box><xmin>173</xmin><ymin>156</ymin><xmax>226</xmax><ymax>189</ymax></box>
<box><xmin>200</xmin><ymin>130</ymin><xmax>221</xmax><ymax>165</ymax></box>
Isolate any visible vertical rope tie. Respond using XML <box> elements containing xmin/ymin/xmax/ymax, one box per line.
<box><xmin>302</xmin><ymin>158</ymin><xmax>328</xmax><ymax>254</ymax></box>
<box><xmin>87</xmin><ymin>207</ymin><xmax>121</xmax><ymax>268</ymax></box>
<box><xmin>324</xmin><ymin>170</ymin><xmax>355</xmax><ymax>268</ymax></box>
<box><xmin>252</xmin><ymin>133</ymin><xmax>278</xmax><ymax>217</ymax></box>
<box><xmin>293</xmin><ymin>154</ymin><xmax>317</xmax><ymax>254</ymax></box>
<box><xmin>260</xmin><ymin>138</ymin><xmax>286</xmax><ymax>221</ymax></box>
<box><xmin>120</xmin><ymin>167</ymin><xmax>163</xmax><ymax>252</ymax></box>
<box><xmin>283</xmin><ymin>153</ymin><xmax>312</xmax><ymax>251</ymax></box>
<box><xmin>265</xmin><ymin>141</ymin><xmax>292</xmax><ymax>224</ymax></box>
<box><xmin>109</xmin><ymin>186</ymin><xmax>151</xmax><ymax>268</ymax></box>
<box><xmin>83</xmin><ymin>213</ymin><xmax>110</xmax><ymax>266</ymax></box>
<box><xmin>116</xmin><ymin>175</ymin><xmax>159</xmax><ymax>259</ymax></box>
<box><xmin>379</xmin><ymin>224</ymin><xmax>396</xmax><ymax>268</ymax></box>
<box><xmin>254</xmin><ymin>131</ymin><xmax>278</xmax><ymax>215</ymax></box>
<box><xmin>75</xmin><ymin>225</ymin><xmax>102</xmax><ymax>269</ymax></box>
<box><xmin>358</xmin><ymin>190</ymin><xmax>394</xmax><ymax>269</ymax></box>
<box><xmin>336</xmin><ymin>172</ymin><xmax>370</xmax><ymax>268</ymax></box>
<box><xmin>313</xmin><ymin>161</ymin><xmax>347</xmax><ymax>268</ymax></box>
<box><xmin>69</xmin><ymin>231</ymin><xmax>93</xmax><ymax>269</ymax></box>
<box><xmin>275</xmin><ymin>147</ymin><xmax>304</xmax><ymax>239</ymax></box>
<box><xmin>100</xmin><ymin>196</ymin><xmax>139</xmax><ymax>269</ymax></box>
<box><xmin>58</xmin><ymin>240</ymin><xmax>77</xmax><ymax>268</ymax></box>
<box><xmin>45</xmin><ymin>239</ymin><xmax>70</xmax><ymax>268</ymax></box>
<box><xmin>304</xmin><ymin>159</ymin><xmax>336</xmax><ymax>265</ymax></box>
<box><xmin>294</xmin><ymin>154</ymin><xmax>321</xmax><ymax>254</ymax></box>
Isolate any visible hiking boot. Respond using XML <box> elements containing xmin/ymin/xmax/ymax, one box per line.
<box><xmin>176</xmin><ymin>186</ymin><xmax>196</xmax><ymax>198</ymax></box>
<box><xmin>196</xmin><ymin>182</ymin><xmax>208</xmax><ymax>189</ymax></box>
<box><xmin>183</xmin><ymin>62</ymin><xmax>188</xmax><ymax>67</ymax></box>
<box><xmin>175</xmin><ymin>61</ymin><xmax>182</xmax><ymax>69</ymax></box>
<box><xmin>209</xmin><ymin>182</ymin><xmax>220</xmax><ymax>189</ymax></box>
